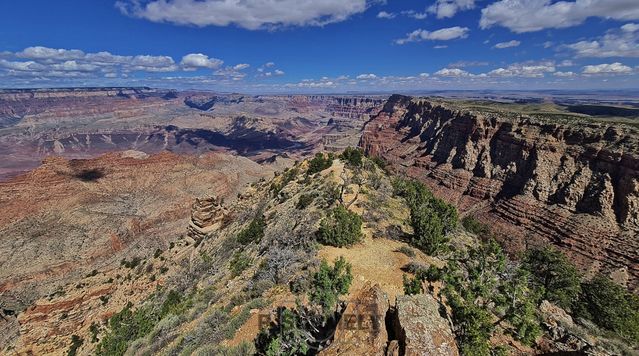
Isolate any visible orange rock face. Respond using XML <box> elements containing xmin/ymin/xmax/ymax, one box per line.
<box><xmin>362</xmin><ymin>95</ymin><xmax>639</xmax><ymax>290</ymax></box>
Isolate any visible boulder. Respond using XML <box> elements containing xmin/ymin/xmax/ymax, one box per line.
<box><xmin>319</xmin><ymin>282</ymin><xmax>389</xmax><ymax>356</ymax></box>
<box><xmin>392</xmin><ymin>293</ymin><xmax>459</xmax><ymax>356</ymax></box>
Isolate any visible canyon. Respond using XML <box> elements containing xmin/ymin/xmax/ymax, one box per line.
<box><xmin>0</xmin><ymin>88</ymin><xmax>384</xmax><ymax>179</ymax></box>
<box><xmin>1</xmin><ymin>89</ymin><xmax>638</xmax><ymax>354</ymax></box>
<box><xmin>362</xmin><ymin>94</ymin><xmax>639</xmax><ymax>290</ymax></box>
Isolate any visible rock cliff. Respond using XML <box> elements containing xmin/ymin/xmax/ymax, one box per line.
<box><xmin>361</xmin><ymin>95</ymin><xmax>639</xmax><ymax>289</ymax></box>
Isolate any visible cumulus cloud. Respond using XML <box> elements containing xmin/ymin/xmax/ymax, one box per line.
<box><xmin>0</xmin><ymin>45</ymin><xmax>251</xmax><ymax>83</ymax></box>
<box><xmin>480</xmin><ymin>0</ymin><xmax>639</xmax><ymax>33</ymax></box>
<box><xmin>180</xmin><ymin>53</ymin><xmax>223</xmax><ymax>70</ymax></box>
<box><xmin>401</xmin><ymin>10</ymin><xmax>428</xmax><ymax>19</ymax></box>
<box><xmin>434</xmin><ymin>68</ymin><xmax>472</xmax><ymax>77</ymax></box>
<box><xmin>17</xmin><ymin>46</ymin><xmax>85</xmax><ymax>61</ymax></box>
<box><xmin>356</xmin><ymin>73</ymin><xmax>377</xmax><ymax>79</ymax></box>
<box><xmin>553</xmin><ymin>71</ymin><xmax>576</xmax><ymax>77</ymax></box>
<box><xmin>582</xmin><ymin>62</ymin><xmax>633</xmax><ymax>74</ymax></box>
<box><xmin>233</xmin><ymin>63</ymin><xmax>250</xmax><ymax>70</ymax></box>
<box><xmin>428</xmin><ymin>0</ymin><xmax>475</xmax><ymax>19</ymax></box>
<box><xmin>494</xmin><ymin>40</ymin><xmax>521</xmax><ymax>49</ymax></box>
<box><xmin>395</xmin><ymin>26</ymin><xmax>469</xmax><ymax>44</ymax></box>
<box><xmin>565</xmin><ymin>24</ymin><xmax>639</xmax><ymax>58</ymax></box>
<box><xmin>487</xmin><ymin>61</ymin><xmax>556</xmax><ymax>77</ymax></box>
<box><xmin>377</xmin><ymin>11</ymin><xmax>396</xmax><ymax>19</ymax></box>
<box><xmin>116</xmin><ymin>0</ymin><xmax>373</xmax><ymax>30</ymax></box>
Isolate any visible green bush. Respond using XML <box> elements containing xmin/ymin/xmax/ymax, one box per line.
<box><xmin>295</xmin><ymin>193</ymin><xmax>316</xmax><ymax>210</ymax></box>
<box><xmin>67</xmin><ymin>335</ymin><xmax>83</xmax><ymax>356</ymax></box>
<box><xmin>309</xmin><ymin>257</ymin><xmax>353</xmax><ymax>314</ymax></box>
<box><xmin>229</xmin><ymin>251</ymin><xmax>252</xmax><ymax>277</ymax></box>
<box><xmin>398</xmin><ymin>245</ymin><xmax>416</xmax><ymax>257</ymax></box>
<box><xmin>462</xmin><ymin>216</ymin><xmax>490</xmax><ymax>237</ymax></box>
<box><xmin>403</xmin><ymin>274</ymin><xmax>422</xmax><ymax>295</ymax></box>
<box><xmin>237</xmin><ymin>216</ymin><xmax>266</xmax><ymax>245</ymax></box>
<box><xmin>575</xmin><ymin>275</ymin><xmax>639</xmax><ymax>343</ymax></box>
<box><xmin>96</xmin><ymin>290</ymin><xmax>192</xmax><ymax>355</ymax></box>
<box><xmin>370</xmin><ymin>156</ymin><xmax>387</xmax><ymax>170</ymax></box>
<box><xmin>270</xmin><ymin>167</ymin><xmax>300</xmax><ymax>195</ymax></box>
<box><xmin>339</xmin><ymin>147</ymin><xmax>363</xmax><ymax>167</ymax></box>
<box><xmin>317</xmin><ymin>205</ymin><xmax>362</xmax><ymax>247</ymax></box>
<box><xmin>255</xmin><ymin>307</ymin><xmax>310</xmax><ymax>356</ymax></box>
<box><xmin>307</xmin><ymin>152</ymin><xmax>333</xmax><ymax>175</ymax></box>
<box><xmin>521</xmin><ymin>247</ymin><xmax>581</xmax><ymax>310</ymax></box>
<box><xmin>393</xmin><ymin>179</ymin><xmax>458</xmax><ymax>255</ymax></box>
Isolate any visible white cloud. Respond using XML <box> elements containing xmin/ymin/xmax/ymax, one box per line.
<box><xmin>17</xmin><ymin>46</ymin><xmax>85</xmax><ymax>61</ymax></box>
<box><xmin>621</xmin><ymin>23</ymin><xmax>639</xmax><ymax>32</ymax></box>
<box><xmin>233</xmin><ymin>63</ymin><xmax>250</xmax><ymax>70</ymax></box>
<box><xmin>553</xmin><ymin>71</ymin><xmax>576</xmax><ymax>77</ymax></box>
<box><xmin>180</xmin><ymin>53</ymin><xmax>223</xmax><ymax>70</ymax></box>
<box><xmin>401</xmin><ymin>10</ymin><xmax>428</xmax><ymax>19</ymax></box>
<box><xmin>274</xmin><ymin>69</ymin><xmax>285</xmax><ymax>76</ymax></box>
<box><xmin>116</xmin><ymin>0</ymin><xmax>372</xmax><ymax>30</ymax></box>
<box><xmin>487</xmin><ymin>61</ymin><xmax>556</xmax><ymax>77</ymax></box>
<box><xmin>356</xmin><ymin>73</ymin><xmax>377</xmax><ymax>79</ymax></box>
<box><xmin>434</xmin><ymin>68</ymin><xmax>472</xmax><ymax>77</ymax></box>
<box><xmin>494</xmin><ymin>40</ymin><xmax>521</xmax><ymax>49</ymax></box>
<box><xmin>480</xmin><ymin>0</ymin><xmax>639</xmax><ymax>33</ymax></box>
<box><xmin>377</xmin><ymin>11</ymin><xmax>396</xmax><ymax>19</ymax></box>
<box><xmin>582</xmin><ymin>62</ymin><xmax>633</xmax><ymax>74</ymax></box>
<box><xmin>428</xmin><ymin>0</ymin><xmax>475</xmax><ymax>19</ymax></box>
<box><xmin>395</xmin><ymin>26</ymin><xmax>469</xmax><ymax>44</ymax></box>
<box><xmin>566</xmin><ymin>24</ymin><xmax>639</xmax><ymax>58</ymax></box>
<box><xmin>419</xmin><ymin>72</ymin><xmax>430</xmax><ymax>77</ymax></box>
<box><xmin>434</xmin><ymin>45</ymin><xmax>448</xmax><ymax>49</ymax></box>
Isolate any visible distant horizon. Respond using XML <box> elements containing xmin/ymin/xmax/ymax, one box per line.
<box><xmin>2</xmin><ymin>86</ymin><xmax>639</xmax><ymax>98</ymax></box>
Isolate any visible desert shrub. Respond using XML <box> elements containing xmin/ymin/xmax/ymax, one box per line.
<box><xmin>90</xmin><ymin>322</ymin><xmax>100</xmax><ymax>343</ymax></box>
<box><xmin>255</xmin><ymin>307</ymin><xmax>310</xmax><ymax>356</ymax></box>
<box><xmin>370</xmin><ymin>156</ymin><xmax>387</xmax><ymax>170</ymax></box>
<box><xmin>237</xmin><ymin>216</ymin><xmax>266</xmax><ymax>245</ymax></box>
<box><xmin>97</xmin><ymin>290</ymin><xmax>192</xmax><ymax>355</ymax></box>
<box><xmin>322</xmin><ymin>182</ymin><xmax>342</xmax><ymax>207</ymax></box>
<box><xmin>575</xmin><ymin>275</ymin><xmax>639</xmax><ymax>343</ymax></box>
<box><xmin>446</xmin><ymin>292</ymin><xmax>494</xmax><ymax>356</ymax></box>
<box><xmin>153</xmin><ymin>248</ymin><xmax>162</xmax><ymax>258</ymax></box>
<box><xmin>120</xmin><ymin>257</ymin><xmax>141</xmax><ymax>269</ymax></box>
<box><xmin>496</xmin><ymin>269</ymin><xmax>542</xmax><ymax>345</ymax></box>
<box><xmin>393</xmin><ymin>179</ymin><xmax>458</xmax><ymax>255</ymax></box>
<box><xmin>403</xmin><ymin>274</ymin><xmax>422</xmax><ymax>295</ymax></box>
<box><xmin>317</xmin><ymin>205</ymin><xmax>362</xmax><ymax>247</ymax></box>
<box><xmin>270</xmin><ymin>167</ymin><xmax>300</xmax><ymax>195</ymax></box>
<box><xmin>309</xmin><ymin>257</ymin><xmax>353</xmax><ymax>314</ymax></box>
<box><xmin>307</xmin><ymin>152</ymin><xmax>333</xmax><ymax>175</ymax></box>
<box><xmin>521</xmin><ymin>247</ymin><xmax>581</xmax><ymax>310</ymax></box>
<box><xmin>339</xmin><ymin>147</ymin><xmax>363</xmax><ymax>167</ymax></box>
<box><xmin>462</xmin><ymin>216</ymin><xmax>490</xmax><ymax>237</ymax></box>
<box><xmin>398</xmin><ymin>245</ymin><xmax>416</xmax><ymax>257</ymax></box>
<box><xmin>229</xmin><ymin>251</ymin><xmax>252</xmax><ymax>277</ymax></box>
<box><xmin>67</xmin><ymin>335</ymin><xmax>83</xmax><ymax>356</ymax></box>
<box><xmin>296</xmin><ymin>192</ymin><xmax>316</xmax><ymax>209</ymax></box>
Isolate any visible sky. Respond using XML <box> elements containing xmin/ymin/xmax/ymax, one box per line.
<box><xmin>0</xmin><ymin>0</ymin><xmax>638</xmax><ymax>93</ymax></box>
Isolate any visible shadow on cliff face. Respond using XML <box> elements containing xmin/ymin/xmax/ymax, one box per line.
<box><xmin>74</xmin><ymin>168</ymin><xmax>105</xmax><ymax>182</ymax></box>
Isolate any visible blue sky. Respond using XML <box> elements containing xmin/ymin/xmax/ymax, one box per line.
<box><xmin>0</xmin><ymin>0</ymin><xmax>638</xmax><ymax>92</ymax></box>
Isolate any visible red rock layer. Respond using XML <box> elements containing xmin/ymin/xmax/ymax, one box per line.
<box><xmin>362</xmin><ymin>95</ymin><xmax>639</xmax><ymax>290</ymax></box>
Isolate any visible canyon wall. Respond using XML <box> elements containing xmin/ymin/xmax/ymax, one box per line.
<box><xmin>362</xmin><ymin>95</ymin><xmax>639</xmax><ymax>289</ymax></box>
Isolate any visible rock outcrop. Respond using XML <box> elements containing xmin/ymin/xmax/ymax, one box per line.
<box><xmin>391</xmin><ymin>294</ymin><xmax>459</xmax><ymax>356</ymax></box>
<box><xmin>320</xmin><ymin>282</ymin><xmax>389</xmax><ymax>356</ymax></box>
<box><xmin>187</xmin><ymin>196</ymin><xmax>228</xmax><ymax>241</ymax></box>
<box><xmin>323</xmin><ymin>284</ymin><xmax>458</xmax><ymax>356</ymax></box>
<box><xmin>362</xmin><ymin>95</ymin><xmax>639</xmax><ymax>289</ymax></box>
